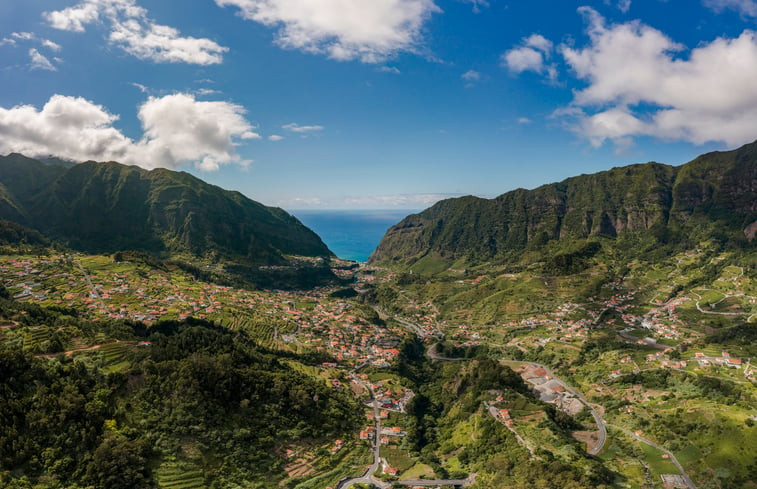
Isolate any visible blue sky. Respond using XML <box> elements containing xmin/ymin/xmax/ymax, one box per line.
<box><xmin>1</xmin><ymin>0</ymin><xmax>756</xmax><ymax>210</ymax></box>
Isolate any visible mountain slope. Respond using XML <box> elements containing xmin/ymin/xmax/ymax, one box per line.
<box><xmin>0</xmin><ymin>154</ymin><xmax>332</xmax><ymax>266</ymax></box>
<box><xmin>370</xmin><ymin>140</ymin><xmax>757</xmax><ymax>266</ymax></box>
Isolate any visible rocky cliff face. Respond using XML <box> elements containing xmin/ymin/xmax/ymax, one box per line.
<box><xmin>370</xmin><ymin>140</ymin><xmax>757</xmax><ymax>265</ymax></box>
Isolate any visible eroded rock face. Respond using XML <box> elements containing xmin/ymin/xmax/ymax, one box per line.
<box><xmin>371</xmin><ymin>140</ymin><xmax>757</xmax><ymax>266</ymax></box>
<box><xmin>745</xmin><ymin>220</ymin><xmax>757</xmax><ymax>241</ymax></box>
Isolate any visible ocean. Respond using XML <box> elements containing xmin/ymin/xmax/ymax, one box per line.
<box><xmin>292</xmin><ymin>210</ymin><xmax>417</xmax><ymax>263</ymax></box>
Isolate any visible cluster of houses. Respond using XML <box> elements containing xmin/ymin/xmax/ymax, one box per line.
<box><xmin>639</xmin><ymin>349</ymin><xmax>754</xmax><ymax>381</ymax></box>
<box><xmin>294</xmin><ymin>302</ymin><xmax>407</xmax><ymax>368</ymax></box>
<box><xmin>693</xmin><ymin>351</ymin><xmax>746</xmax><ymax>369</ymax></box>
<box><xmin>486</xmin><ymin>396</ymin><xmax>516</xmax><ymax>427</ymax></box>
<box><xmin>518</xmin><ymin>365</ymin><xmax>584</xmax><ymax>416</ymax></box>
<box><xmin>0</xmin><ymin>254</ymin><xmax>417</xmax><ymax>371</ymax></box>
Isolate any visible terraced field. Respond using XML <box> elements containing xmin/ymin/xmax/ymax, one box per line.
<box><xmin>225</xmin><ymin>314</ymin><xmax>297</xmax><ymax>351</ymax></box>
<box><xmin>155</xmin><ymin>462</ymin><xmax>206</xmax><ymax>489</ymax></box>
<box><xmin>99</xmin><ymin>342</ymin><xmax>134</xmax><ymax>363</ymax></box>
<box><xmin>23</xmin><ymin>327</ymin><xmax>50</xmax><ymax>349</ymax></box>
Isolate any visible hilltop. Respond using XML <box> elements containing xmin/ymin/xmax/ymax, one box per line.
<box><xmin>0</xmin><ymin>154</ymin><xmax>335</xmax><ymax>287</ymax></box>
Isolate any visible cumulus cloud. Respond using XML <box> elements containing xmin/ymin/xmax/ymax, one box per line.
<box><xmin>502</xmin><ymin>34</ymin><xmax>557</xmax><ymax>80</ymax></box>
<box><xmin>282</xmin><ymin>123</ymin><xmax>324</xmax><ymax>133</ymax></box>
<box><xmin>45</xmin><ymin>0</ymin><xmax>227</xmax><ymax>65</ymax></box>
<box><xmin>29</xmin><ymin>49</ymin><xmax>57</xmax><ymax>71</ymax></box>
<box><xmin>703</xmin><ymin>0</ymin><xmax>757</xmax><ymax>17</ymax></box>
<box><xmin>46</xmin><ymin>2</ymin><xmax>100</xmax><ymax>32</ymax></box>
<box><xmin>214</xmin><ymin>0</ymin><xmax>440</xmax><ymax>63</ymax></box>
<box><xmin>0</xmin><ymin>93</ymin><xmax>258</xmax><ymax>171</ymax></box>
<box><xmin>556</xmin><ymin>7</ymin><xmax>757</xmax><ymax>148</ymax></box>
<box><xmin>268</xmin><ymin>134</ymin><xmax>284</xmax><ymax>141</ymax></box>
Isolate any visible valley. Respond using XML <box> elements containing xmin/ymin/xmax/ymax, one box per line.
<box><xmin>0</xmin><ymin>236</ymin><xmax>754</xmax><ymax>489</ymax></box>
<box><xmin>0</xmin><ymin>144</ymin><xmax>755</xmax><ymax>489</ymax></box>
<box><xmin>4</xmin><ymin>1</ymin><xmax>757</xmax><ymax>488</ymax></box>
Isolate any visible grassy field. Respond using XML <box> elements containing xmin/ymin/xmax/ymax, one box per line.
<box><xmin>381</xmin><ymin>446</ymin><xmax>414</xmax><ymax>473</ymax></box>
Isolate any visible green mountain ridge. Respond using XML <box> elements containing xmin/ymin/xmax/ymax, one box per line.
<box><xmin>0</xmin><ymin>153</ymin><xmax>333</xmax><ymax>268</ymax></box>
<box><xmin>370</xmin><ymin>140</ymin><xmax>757</xmax><ymax>266</ymax></box>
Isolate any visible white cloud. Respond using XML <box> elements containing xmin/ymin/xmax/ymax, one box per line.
<box><xmin>377</xmin><ymin>66</ymin><xmax>401</xmax><ymax>74</ymax></box>
<box><xmin>344</xmin><ymin>193</ymin><xmax>461</xmax><ymax>208</ymax></box>
<box><xmin>503</xmin><ymin>47</ymin><xmax>545</xmax><ymax>72</ymax></box>
<box><xmin>604</xmin><ymin>0</ymin><xmax>632</xmax><ymax>13</ymax></box>
<box><xmin>525</xmin><ymin>34</ymin><xmax>552</xmax><ymax>53</ymax></box>
<box><xmin>461</xmin><ymin>69</ymin><xmax>481</xmax><ymax>81</ymax></box>
<box><xmin>268</xmin><ymin>134</ymin><xmax>284</xmax><ymax>141</ymax></box>
<box><xmin>517</xmin><ymin>117</ymin><xmax>532</xmax><ymax>124</ymax></box>
<box><xmin>45</xmin><ymin>0</ymin><xmax>227</xmax><ymax>65</ymax></box>
<box><xmin>46</xmin><ymin>2</ymin><xmax>100</xmax><ymax>32</ymax></box>
<box><xmin>130</xmin><ymin>82</ymin><xmax>149</xmax><ymax>93</ymax></box>
<box><xmin>279</xmin><ymin>193</ymin><xmax>465</xmax><ymax>209</ymax></box>
<box><xmin>214</xmin><ymin>0</ymin><xmax>441</xmax><ymax>63</ymax></box>
<box><xmin>1</xmin><ymin>32</ymin><xmax>64</xmax><ymax>56</ymax></box>
<box><xmin>41</xmin><ymin>39</ymin><xmax>62</xmax><ymax>51</ymax></box>
<box><xmin>704</xmin><ymin>0</ymin><xmax>757</xmax><ymax>17</ymax></box>
<box><xmin>556</xmin><ymin>7</ymin><xmax>757</xmax><ymax>148</ymax></box>
<box><xmin>502</xmin><ymin>34</ymin><xmax>557</xmax><ymax>80</ymax></box>
<box><xmin>29</xmin><ymin>49</ymin><xmax>57</xmax><ymax>71</ymax></box>
<box><xmin>459</xmin><ymin>0</ymin><xmax>489</xmax><ymax>13</ymax></box>
<box><xmin>0</xmin><ymin>93</ymin><xmax>258</xmax><ymax>171</ymax></box>
<box><xmin>282</xmin><ymin>122</ymin><xmax>324</xmax><ymax>133</ymax></box>
<box><xmin>195</xmin><ymin>88</ymin><xmax>222</xmax><ymax>96</ymax></box>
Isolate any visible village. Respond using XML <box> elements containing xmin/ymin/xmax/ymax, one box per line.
<box><xmin>0</xmin><ymin>253</ymin><xmax>414</xmax><ymax>370</ymax></box>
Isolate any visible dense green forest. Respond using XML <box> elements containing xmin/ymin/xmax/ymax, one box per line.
<box><xmin>0</xmin><ymin>294</ymin><xmax>360</xmax><ymax>489</ymax></box>
<box><xmin>385</xmin><ymin>340</ymin><xmax>614</xmax><ymax>489</ymax></box>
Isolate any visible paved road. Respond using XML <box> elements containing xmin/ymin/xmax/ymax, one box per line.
<box><xmin>76</xmin><ymin>261</ymin><xmax>105</xmax><ymax>309</ymax></box>
<box><xmin>336</xmin><ymin>341</ymin><xmax>476</xmax><ymax>489</ymax></box>
<box><xmin>690</xmin><ymin>290</ymin><xmax>747</xmax><ymax>317</ymax></box>
<box><xmin>379</xmin><ymin>308</ymin><xmax>443</xmax><ymax>341</ymax></box>
<box><xmin>427</xmin><ymin>343</ymin><xmax>606</xmax><ymax>456</ymax></box>
<box><xmin>537</xmin><ymin>363</ymin><xmax>606</xmax><ymax>456</ymax></box>
<box><xmin>612</xmin><ymin>425</ymin><xmax>697</xmax><ymax>489</ymax></box>
<box><xmin>336</xmin><ymin>377</ymin><xmax>390</xmax><ymax>489</ymax></box>
<box><xmin>427</xmin><ymin>343</ymin><xmax>469</xmax><ymax>362</ymax></box>
<box><xmin>394</xmin><ymin>476</ymin><xmax>475</xmax><ymax>486</ymax></box>
<box><xmin>618</xmin><ymin>329</ymin><xmax>668</xmax><ymax>350</ymax></box>
<box><xmin>485</xmin><ymin>404</ymin><xmax>535</xmax><ymax>457</ymax></box>
<box><xmin>506</xmin><ymin>361</ymin><xmax>608</xmax><ymax>456</ymax></box>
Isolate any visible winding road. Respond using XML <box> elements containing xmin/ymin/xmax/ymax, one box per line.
<box><xmin>508</xmin><ymin>361</ymin><xmax>607</xmax><ymax>456</ymax></box>
<box><xmin>336</xmin><ymin>344</ymin><xmax>476</xmax><ymax>489</ymax></box>
<box><xmin>336</xmin><ymin>373</ymin><xmax>389</xmax><ymax>489</ymax></box>
<box><xmin>426</xmin><ymin>344</ymin><xmax>608</xmax><ymax>457</ymax></box>
<box><xmin>611</xmin><ymin>425</ymin><xmax>697</xmax><ymax>489</ymax></box>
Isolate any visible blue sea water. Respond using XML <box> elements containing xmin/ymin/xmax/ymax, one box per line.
<box><xmin>292</xmin><ymin>210</ymin><xmax>417</xmax><ymax>263</ymax></box>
